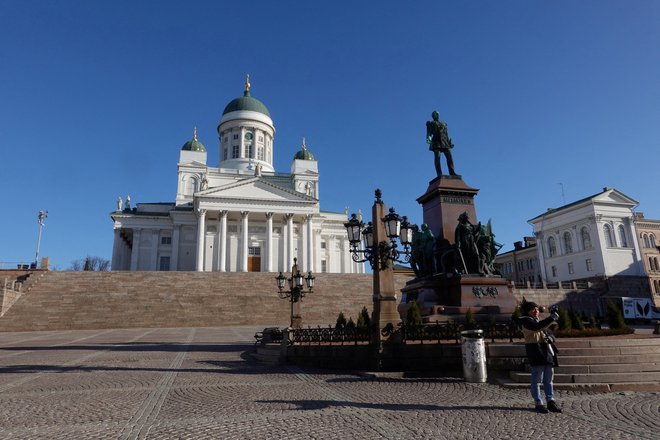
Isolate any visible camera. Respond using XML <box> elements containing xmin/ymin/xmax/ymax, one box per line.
<box><xmin>549</xmin><ymin>304</ymin><xmax>559</xmax><ymax>314</ymax></box>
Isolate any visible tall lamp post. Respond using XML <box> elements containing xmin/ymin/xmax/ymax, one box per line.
<box><xmin>276</xmin><ymin>258</ymin><xmax>315</xmax><ymax>328</ymax></box>
<box><xmin>34</xmin><ymin>210</ymin><xmax>48</xmax><ymax>268</ymax></box>
<box><xmin>344</xmin><ymin>189</ymin><xmax>415</xmax><ymax>331</ymax></box>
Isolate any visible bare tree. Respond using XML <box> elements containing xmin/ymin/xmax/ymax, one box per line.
<box><xmin>70</xmin><ymin>255</ymin><xmax>110</xmax><ymax>271</ymax></box>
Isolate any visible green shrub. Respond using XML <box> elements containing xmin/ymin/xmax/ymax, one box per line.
<box><xmin>569</xmin><ymin>308</ymin><xmax>585</xmax><ymax>330</ymax></box>
<box><xmin>588</xmin><ymin>315</ymin><xmax>598</xmax><ymax>329</ymax></box>
<box><xmin>511</xmin><ymin>305</ymin><xmax>521</xmax><ymax>322</ymax></box>
<box><xmin>557</xmin><ymin>307</ymin><xmax>572</xmax><ymax>331</ymax></box>
<box><xmin>556</xmin><ymin>327</ymin><xmax>634</xmax><ymax>338</ymax></box>
<box><xmin>335</xmin><ymin>312</ymin><xmax>347</xmax><ymax>329</ymax></box>
<box><xmin>346</xmin><ymin>317</ymin><xmax>356</xmax><ymax>329</ymax></box>
<box><xmin>606</xmin><ymin>300</ymin><xmax>627</xmax><ymax>330</ymax></box>
<box><xmin>464</xmin><ymin>307</ymin><xmax>477</xmax><ymax>330</ymax></box>
<box><xmin>407</xmin><ymin>301</ymin><xmax>423</xmax><ymax>327</ymax></box>
<box><xmin>356</xmin><ymin>306</ymin><xmax>371</xmax><ymax>329</ymax></box>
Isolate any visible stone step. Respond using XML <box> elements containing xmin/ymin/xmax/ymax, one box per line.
<box><xmin>556</xmin><ymin>362</ymin><xmax>660</xmax><ymax>374</ymax></box>
<box><xmin>555</xmin><ymin>338</ymin><xmax>660</xmax><ymax>348</ymax></box>
<box><xmin>496</xmin><ymin>377</ymin><xmax>660</xmax><ymax>393</ymax></box>
<box><xmin>509</xmin><ymin>370</ymin><xmax>660</xmax><ymax>384</ymax></box>
<box><xmin>559</xmin><ymin>353</ymin><xmax>660</xmax><ymax>365</ymax></box>
<box><xmin>556</xmin><ymin>346</ymin><xmax>660</xmax><ymax>356</ymax></box>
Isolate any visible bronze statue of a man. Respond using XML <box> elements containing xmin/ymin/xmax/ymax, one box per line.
<box><xmin>426</xmin><ymin>111</ymin><xmax>457</xmax><ymax>177</ymax></box>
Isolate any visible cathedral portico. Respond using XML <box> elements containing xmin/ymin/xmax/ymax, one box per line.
<box><xmin>110</xmin><ymin>78</ymin><xmax>362</xmax><ymax>275</ymax></box>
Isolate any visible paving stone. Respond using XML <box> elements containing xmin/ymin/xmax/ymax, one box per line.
<box><xmin>0</xmin><ymin>326</ymin><xmax>657</xmax><ymax>439</ymax></box>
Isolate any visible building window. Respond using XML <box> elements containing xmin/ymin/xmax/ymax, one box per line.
<box><xmin>161</xmin><ymin>236</ymin><xmax>172</xmax><ymax>245</ymax></box>
<box><xmin>603</xmin><ymin>224</ymin><xmax>614</xmax><ymax>248</ymax></box>
<box><xmin>547</xmin><ymin>236</ymin><xmax>557</xmax><ymax>257</ymax></box>
<box><xmin>651</xmin><ymin>234</ymin><xmax>657</xmax><ymax>247</ymax></box>
<box><xmin>586</xmin><ymin>259</ymin><xmax>593</xmax><ymax>271</ymax></box>
<box><xmin>642</xmin><ymin>234</ymin><xmax>650</xmax><ymax>248</ymax></box>
<box><xmin>563</xmin><ymin>232</ymin><xmax>573</xmax><ymax>254</ymax></box>
<box><xmin>246</xmin><ymin>144</ymin><xmax>253</xmax><ymax>158</ymax></box>
<box><xmin>321</xmin><ymin>260</ymin><xmax>327</xmax><ymax>273</ymax></box>
<box><xmin>223</xmin><ymin>148</ymin><xmax>228</xmax><ymax>161</ymax></box>
<box><xmin>232</xmin><ymin>145</ymin><xmax>239</xmax><ymax>158</ymax></box>
<box><xmin>233</xmin><ymin>134</ymin><xmax>239</xmax><ymax>140</ymax></box>
<box><xmin>159</xmin><ymin>256</ymin><xmax>170</xmax><ymax>271</ymax></box>
<box><xmin>581</xmin><ymin>227</ymin><xmax>591</xmax><ymax>250</ymax></box>
<box><xmin>257</xmin><ymin>146</ymin><xmax>264</xmax><ymax>161</ymax></box>
<box><xmin>618</xmin><ymin>225</ymin><xmax>628</xmax><ymax>247</ymax></box>
<box><xmin>568</xmin><ymin>262</ymin><xmax>574</xmax><ymax>274</ymax></box>
<box><xmin>259</xmin><ymin>135</ymin><xmax>264</xmax><ymax>142</ymax></box>
<box><xmin>320</xmin><ymin>241</ymin><xmax>326</xmax><ymax>249</ymax></box>
<box><xmin>223</xmin><ymin>137</ymin><xmax>228</xmax><ymax>144</ymax></box>
<box><xmin>248</xmin><ymin>247</ymin><xmax>261</xmax><ymax>256</ymax></box>
<box><xmin>551</xmin><ymin>266</ymin><xmax>557</xmax><ymax>277</ymax></box>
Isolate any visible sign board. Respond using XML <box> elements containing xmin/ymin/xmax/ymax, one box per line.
<box><xmin>621</xmin><ymin>297</ymin><xmax>660</xmax><ymax>320</ymax></box>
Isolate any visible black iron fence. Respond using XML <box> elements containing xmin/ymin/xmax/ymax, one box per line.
<box><xmin>290</xmin><ymin>321</ymin><xmax>523</xmax><ymax>346</ymax></box>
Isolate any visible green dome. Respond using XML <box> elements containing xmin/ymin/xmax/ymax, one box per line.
<box><xmin>181</xmin><ymin>128</ymin><xmax>206</xmax><ymax>152</ymax></box>
<box><xmin>293</xmin><ymin>138</ymin><xmax>315</xmax><ymax>160</ymax></box>
<box><xmin>222</xmin><ymin>90</ymin><xmax>271</xmax><ymax>118</ymax></box>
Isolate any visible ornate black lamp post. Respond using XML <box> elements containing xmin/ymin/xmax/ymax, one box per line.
<box><xmin>344</xmin><ymin>190</ymin><xmax>414</xmax><ymax>270</ymax></box>
<box><xmin>344</xmin><ymin>189</ymin><xmax>416</xmax><ymax>332</ymax></box>
<box><xmin>276</xmin><ymin>258</ymin><xmax>315</xmax><ymax>328</ymax></box>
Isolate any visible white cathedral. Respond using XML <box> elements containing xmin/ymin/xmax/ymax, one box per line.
<box><xmin>110</xmin><ymin>78</ymin><xmax>363</xmax><ymax>274</ymax></box>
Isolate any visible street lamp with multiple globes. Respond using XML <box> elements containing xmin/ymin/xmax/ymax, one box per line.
<box><xmin>344</xmin><ymin>190</ymin><xmax>415</xmax><ymax>270</ymax></box>
<box><xmin>275</xmin><ymin>258</ymin><xmax>315</xmax><ymax>328</ymax></box>
<box><xmin>343</xmin><ymin>189</ymin><xmax>417</xmax><ymax>335</ymax></box>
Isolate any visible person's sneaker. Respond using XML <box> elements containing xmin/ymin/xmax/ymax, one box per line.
<box><xmin>547</xmin><ymin>400</ymin><xmax>562</xmax><ymax>413</ymax></box>
<box><xmin>535</xmin><ymin>404</ymin><xmax>549</xmax><ymax>414</ymax></box>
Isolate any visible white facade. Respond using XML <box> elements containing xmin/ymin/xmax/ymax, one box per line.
<box><xmin>110</xmin><ymin>84</ymin><xmax>363</xmax><ymax>274</ymax></box>
<box><xmin>528</xmin><ymin>188</ymin><xmax>645</xmax><ymax>283</ymax></box>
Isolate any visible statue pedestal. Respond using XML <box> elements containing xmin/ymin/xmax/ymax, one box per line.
<box><xmin>416</xmin><ymin>175</ymin><xmax>479</xmax><ymax>246</ymax></box>
<box><xmin>399</xmin><ymin>274</ymin><xmax>517</xmax><ymax>323</ymax></box>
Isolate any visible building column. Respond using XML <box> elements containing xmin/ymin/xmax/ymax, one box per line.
<box><xmin>130</xmin><ymin>229</ymin><xmax>141</xmax><ymax>271</ymax></box>
<box><xmin>265</xmin><ymin>212</ymin><xmax>273</xmax><ymax>272</ymax></box>
<box><xmin>306</xmin><ymin>214</ymin><xmax>314</xmax><ymax>271</ymax></box>
<box><xmin>285</xmin><ymin>213</ymin><xmax>294</xmax><ymax>268</ymax></box>
<box><xmin>196</xmin><ymin>209</ymin><xmax>206</xmax><ymax>272</ymax></box>
<box><xmin>218</xmin><ymin>211</ymin><xmax>228</xmax><ymax>272</ymax></box>
<box><xmin>111</xmin><ymin>228</ymin><xmax>121</xmax><ymax>270</ymax></box>
<box><xmin>171</xmin><ymin>225</ymin><xmax>180</xmax><ymax>271</ymax></box>
<box><xmin>241</xmin><ymin>211</ymin><xmax>249</xmax><ymax>272</ymax></box>
<box><xmin>150</xmin><ymin>229</ymin><xmax>159</xmax><ymax>270</ymax></box>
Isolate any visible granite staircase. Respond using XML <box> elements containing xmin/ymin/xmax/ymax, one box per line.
<box><xmin>501</xmin><ymin>337</ymin><xmax>660</xmax><ymax>392</ymax></box>
<box><xmin>0</xmin><ymin>271</ymin><xmax>412</xmax><ymax>332</ymax></box>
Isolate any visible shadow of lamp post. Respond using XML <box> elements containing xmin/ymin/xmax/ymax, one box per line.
<box><xmin>344</xmin><ymin>189</ymin><xmax>414</xmax><ymax>344</ymax></box>
<box><xmin>276</xmin><ymin>258</ymin><xmax>315</xmax><ymax>329</ymax></box>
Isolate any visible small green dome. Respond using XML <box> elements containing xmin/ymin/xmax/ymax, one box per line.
<box><xmin>222</xmin><ymin>90</ymin><xmax>271</xmax><ymax>118</ymax></box>
<box><xmin>181</xmin><ymin>128</ymin><xmax>206</xmax><ymax>152</ymax></box>
<box><xmin>293</xmin><ymin>138</ymin><xmax>315</xmax><ymax>160</ymax></box>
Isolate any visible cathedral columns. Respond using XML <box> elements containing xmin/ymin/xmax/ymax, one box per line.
<box><xmin>130</xmin><ymin>229</ymin><xmax>141</xmax><ymax>271</ymax></box>
<box><xmin>306</xmin><ymin>214</ymin><xmax>314</xmax><ymax>271</ymax></box>
<box><xmin>171</xmin><ymin>225</ymin><xmax>180</xmax><ymax>271</ymax></box>
<box><xmin>266</xmin><ymin>212</ymin><xmax>273</xmax><ymax>272</ymax></box>
<box><xmin>240</xmin><ymin>211</ymin><xmax>249</xmax><ymax>272</ymax></box>
<box><xmin>219</xmin><ymin>211</ymin><xmax>228</xmax><ymax>272</ymax></box>
<box><xmin>111</xmin><ymin>228</ymin><xmax>121</xmax><ymax>270</ymax></box>
<box><xmin>196</xmin><ymin>209</ymin><xmax>206</xmax><ymax>272</ymax></box>
<box><xmin>285</xmin><ymin>213</ymin><xmax>294</xmax><ymax>268</ymax></box>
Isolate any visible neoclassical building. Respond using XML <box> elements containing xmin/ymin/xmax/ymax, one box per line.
<box><xmin>110</xmin><ymin>79</ymin><xmax>363</xmax><ymax>274</ymax></box>
<box><xmin>527</xmin><ymin>187</ymin><xmax>645</xmax><ymax>283</ymax></box>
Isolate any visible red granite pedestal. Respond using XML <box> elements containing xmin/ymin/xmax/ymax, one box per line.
<box><xmin>399</xmin><ymin>175</ymin><xmax>517</xmax><ymax>322</ymax></box>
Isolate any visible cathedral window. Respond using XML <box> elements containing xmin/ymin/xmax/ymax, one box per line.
<box><xmin>603</xmin><ymin>224</ymin><xmax>614</xmax><ymax>247</ymax></box>
<box><xmin>643</xmin><ymin>234</ymin><xmax>650</xmax><ymax>248</ymax></box>
<box><xmin>161</xmin><ymin>236</ymin><xmax>172</xmax><ymax>245</ymax></box>
<box><xmin>232</xmin><ymin>145</ymin><xmax>239</xmax><ymax>158</ymax></box>
<box><xmin>246</xmin><ymin>144</ymin><xmax>253</xmax><ymax>158</ymax></box>
<box><xmin>581</xmin><ymin>227</ymin><xmax>591</xmax><ymax>250</ymax></box>
<box><xmin>551</xmin><ymin>265</ymin><xmax>557</xmax><ymax>277</ymax></box>
<box><xmin>568</xmin><ymin>262</ymin><xmax>574</xmax><ymax>274</ymax></box>
<box><xmin>617</xmin><ymin>225</ymin><xmax>628</xmax><ymax>247</ymax></box>
<box><xmin>257</xmin><ymin>146</ymin><xmax>264</xmax><ymax>161</ymax></box>
<box><xmin>233</xmin><ymin>134</ymin><xmax>239</xmax><ymax>140</ymax></box>
<box><xmin>586</xmin><ymin>258</ymin><xmax>593</xmax><ymax>271</ymax></box>
<box><xmin>159</xmin><ymin>256</ymin><xmax>170</xmax><ymax>271</ymax></box>
<box><xmin>258</xmin><ymin>135</ymin><xmax>264</xmax><ymax>142</ymax></box>
<box><xmin>563</xmin><ymin>232</ymin><xmax>573</xmax><ymax>254</ymax></box>
<box><xmin>547</xmin><ymin>236</ymin><xmax>557</xmax><ymax>257</ymax></box>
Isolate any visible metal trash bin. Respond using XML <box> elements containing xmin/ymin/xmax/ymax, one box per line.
<box><xmin>461</xmin><ymin>329</ymin><xmax>487</xmax><ymax>383</ymax></box>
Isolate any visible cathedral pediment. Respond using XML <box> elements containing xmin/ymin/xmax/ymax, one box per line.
<box><xmin>196</xmin><ymin>177</ymin><xmax>316</xmax><ymax>205</ymax></box>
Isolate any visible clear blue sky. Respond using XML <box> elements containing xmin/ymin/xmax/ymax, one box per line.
<box><xmin>1</xmin><ymin>1</ymin><xmax>659</xmax><ymax>269</ymax></box>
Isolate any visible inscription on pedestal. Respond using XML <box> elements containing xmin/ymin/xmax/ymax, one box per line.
<box><xmin>441</xmin><ymin>196</ymin><xmax>473</xmax><ymax>205</ymax></box>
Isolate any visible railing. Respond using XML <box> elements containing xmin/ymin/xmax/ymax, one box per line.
<box><xmin>289</xmin><ymin>321</ymin><xmax>523</xmax><ymax>346</ymax></box>
<box><xmin>0</xmin><ymin>262</ymin><xmax>36</xmax><ymax>270</ymax></box>
<box><xmin>291</xmin><ymin>325</ymin><xmax>371</xmax><ymax>345</ymax></box>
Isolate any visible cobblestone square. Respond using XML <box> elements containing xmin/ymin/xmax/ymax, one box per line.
<box><xmin>0</xmin><ymin>327</ymin><xmax>657</xmax><ymax>439</ymax></box>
